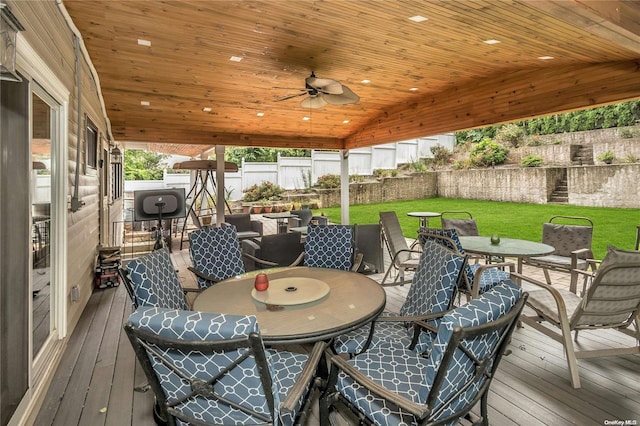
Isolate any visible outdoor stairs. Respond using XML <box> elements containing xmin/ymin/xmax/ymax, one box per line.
<box><xmin>549</xmin><ymin>170</ymin><xmax>569</xmax><ymax>204</ymax></box>
<box><xmin>572</xmin><ymin>144</ymin><xmax>594</xmax><ymax>165</ymax></box>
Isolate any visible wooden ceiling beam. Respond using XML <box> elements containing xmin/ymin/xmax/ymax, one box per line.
<box><xmin>345</xmin><ymin>60</ymin><xmax>640</xmax><ymax>149</ymax></box>
<box><xmin>116</xmin><ymin>127</ymin><xmax>344</xmax><ymax>150</ymax></box>
<box><xmin>526</xmin><ymin>1</ymin><xmax>640</xmax><ymax>54</ymax></box>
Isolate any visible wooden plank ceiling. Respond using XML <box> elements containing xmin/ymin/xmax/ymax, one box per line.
<box><xmin>62</xmin><ymin>0</ymin><xmax>640</xmax><ymax>157</ymax></box>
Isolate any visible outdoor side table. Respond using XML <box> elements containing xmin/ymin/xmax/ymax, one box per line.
<box><xmin>262</xmin><ymin>212</ymin><xmax>297</xmax><ymax>234</ymax></box>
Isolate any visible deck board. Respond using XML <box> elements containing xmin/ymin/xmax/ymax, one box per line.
<box><xmin>35</xmin><ymin>222</ymin><xmax>640</xmax><ymax>425</ymax></box>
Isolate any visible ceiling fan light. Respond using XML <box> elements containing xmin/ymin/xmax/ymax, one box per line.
<box><xmin>301</xmin><ymin>95</ymin><xmax>328</xmax><ymax>109</ymax></box>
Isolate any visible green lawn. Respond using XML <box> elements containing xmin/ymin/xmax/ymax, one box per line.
<box><xmin>318</xmin><ymin>198</ymin><xmax>640</xmax><ymax>259</ymax></box>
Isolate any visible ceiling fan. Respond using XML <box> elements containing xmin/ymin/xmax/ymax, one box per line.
<box><xmin>275</xmin><ymin>72</ymin><xmax>359</xmax><ymax>109</ymax></box>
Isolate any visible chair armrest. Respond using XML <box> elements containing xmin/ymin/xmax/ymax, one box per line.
<box><xmin>328</xmin><ymin>353</ymin><xmax>430</xmax><ymax>419</ymax></box>
<box><xmin>289</xmin><ymin>251</ymin><xmax>305</xmax><ymax>267</ymax></box>
<box><xmin>250</xmin><ymin>220</ymin><xmax>263</xmax><ymax>236</ymax></box>
<box><xmin>288</xmin><ymin>217</ymin><xmax>303</xmax><ymax>228</ymax></box>
<box><xmin>312</xmin><ymin>215</ymin><xmax>328</xmax><ymax>225</ymax></box>
<box><xmin>242</xmin><ymin>252</ymin><xmax>279</xmax><ymax>268</ymax></box>
<box><xmin>182</xmin><ymin>287</ymin><xmax>202</xmax><ymax>310</ymax></box>
<box><xmin>569</xmin><ymin>248</ymin><xmax>592</xmax><ymax>269</ymax></box>
<box><xmin>351</xmin><ymin>252</ymin><xmax>364</xmax><ymax>272</ymax></box>
<box><xmin>389</xmin><ymin>248</ymin><xmax>422</xmax><ymax>265</ymax></box>
<box><xmin>187</xmin><ymin>266</ymin><xmax>220</xmax><ymax>287</ymax></box>
<box><xmin>470</xmin><ymin>262</ymin><xmax>515</xmax><ymax>299</ymax></box>
<box><xmin>511</xmin><ymin>271</ymin><xmax>573</xmax><ymax>322</ymax></box>
<box><xmin>280</xmin><ymin>341</ymin><xmax>327</xmax><ymax>414</ymax></box>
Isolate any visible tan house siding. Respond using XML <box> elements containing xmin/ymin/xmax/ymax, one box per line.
<box><xmin>7</xmin><ymin>1</ymin><xmax>116</xmax><ymax>423</ymax></box>
<box><xmin>13</xmin><ymin>0</ymin><xmax>108</xmax><ymax>330</ymax></box>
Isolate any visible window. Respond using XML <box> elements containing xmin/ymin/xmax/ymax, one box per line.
<box><xmin>86</xmin><ymin>117</ymin><xmax>98</xmax><ymax>170</ymax></box>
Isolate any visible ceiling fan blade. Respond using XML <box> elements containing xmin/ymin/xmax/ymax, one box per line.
<box><xmin>275</xmin><ymin>92</ymin><xmax>308</xmax><ymax>102</ymax></box>
<box><xmin>306</xmin><ymin>77</ymin><xmax>343</xmax><ymax>95</ymax></box>
<box><xmin>322</xmin><ymin>85</ymin><xmax>360</xmax><ymax>105</ymax></box>
<box><xmin>301</xmin><ymin>95</ymin><xmax>328</xmax><ymax>109</ymax></box>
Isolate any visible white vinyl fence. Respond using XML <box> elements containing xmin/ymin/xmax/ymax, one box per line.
<box><xmin>125</xmin><ymin>135</ymin><xmax>454</xmax><ymax>201</ymax></box>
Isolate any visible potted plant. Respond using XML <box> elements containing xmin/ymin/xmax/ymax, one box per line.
<box><xmin>597</xmin><ymin>151</ymin><xmax>615</xmax><ymax>164</ymax></box>
<box><xmin>261</xmin><ymin>200</ymin><xmax>273</xmax><ymax>213</ymax></box>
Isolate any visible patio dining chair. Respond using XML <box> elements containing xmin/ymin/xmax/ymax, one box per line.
<box><xmin>379</xmin><ymin>211</ymin><xmax>422</xmax><ymax>286</ymax></box>
<box><xmin>303</xmin><ymin>224</ymin><xmax>362</xmax><ymax>271</ymax></box>
<box><xmin>240</xmin><ymin>231</ymin><xmax>305</xmax><ymax>271</ymax></box>
<box><xmin>440</xmin><ymin>210</ymin><xmax>479</xmax><ymax>236</ymax></box>
<box><xmin>523</xmin><ymin>215</ymin><xmax>594</xmax><ymax>293</ymax></box>
<box><xmin>419</xmin><ymin>227</ymin><xmax>513</xmax><ymax>299</ymax></box>
<box><xmin>119</xmin><ymin>247</ymin><xmax>196</xmax><ymax>310</ymax></box>
<box><xmin>520</xmin><ymin>245</ymin><xmax>640</xmax><ymax>388</ymax></box>
<box><xmin>320</xmin><ymin>280</ymin><xmax>526</xmax><ymax>426</ymax></box>
<box><xmin>188</xmin><ymin>225</ymin><xmax>248</xmax><ymax>288</ymax></box>
<box><xmin>332</xmin><ymin>239</ymin><xmax>465</xmax><ymax>356</ymax></box>
<box><xmin>124</xmin><ymin>307</ymin><xmax>326</xmax><ymax>426</ymax></box>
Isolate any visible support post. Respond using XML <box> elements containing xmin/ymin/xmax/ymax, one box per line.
<box><xmin>340</xmin><ymin>149</ymin><xmax>349</xmax><ymax>225</ymax></box>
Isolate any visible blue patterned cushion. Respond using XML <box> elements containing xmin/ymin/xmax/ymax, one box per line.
<box><xmin>335</xmin><ymin>280</ymin><xmax>521</xmax><ymax>426</ymax></box>
<box><xmin>125</xmin><ymin>248</ymin><xmax>187</xmax><ymax>309</ymax></box>
<box><xmin>419</xmin><ymin>227</ymin><xmax>509</xmax><ymax>294</ymax></box>
<box><xmin>304</xmin><ymin>224</ymin><xmax>353</xmax><ymax>270</ymax></box>
<box><xmin>333</xmin><ymin>240</ymin><xmax>462</xmax><ymax>355</ymax></box>
<box><xmin>336</xmin><ymin>346</ymin><xmax>430</xmax><ymax>426</ymax></box>
<box><xmin>423</xmin><ymin>280</ymin><xmax>522</xmax><ymax>420</ymax></box>
<box><xmin>128</xmin><ymin>307</ymin><xmax>310</xmax><ymax>425</ymax></box>
<box><xmin>189</xmin><ymin>225</ymin><xmax>245</xmax><ymax>288</ymax></box>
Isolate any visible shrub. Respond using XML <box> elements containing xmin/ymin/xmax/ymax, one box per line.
<box><xmin>495</xmin><ymin>123</ymin><xmax>525</xmax><ymax>147</ymax></box>
<box><xmin>430</xmin><ymin>144</ymin><xmax>452</xmax><ymax>165</ymax></box>
<box><xmin>620</xmin><ymin>128</ymin><xmax>637</xmax><ymax>138</ymax></box>
<box><xmin>626</xmin><ymin>154</ymin><xmax>639</xmax><ymax>163</ymax></box>
<box><xmin>521</xmin><ymin>155</ymin><xmax>543</xmax><ymax>167</ymax></box>
<box><xmin>452</xmin><ymin>160</ymin><xmax>468</xmax><ymax>170</ymax></box>
<box><xmin>409</xmin><ymin>159</ymin><xmax>427</xmax><ymax>173</ymax></box>
<box><xmin>316</xmin><ymin>174</ymin><xmax>340</xmax><ymax>189</ymax></box>
<box><xmin>349</xmin><ymin>174</ymin><xmax>365</xmax><ymax>183</ymax></box>
<box><xmin>243</xmin><ymin>181</ymin><xmax>285</xmax><ymax>202</ymax></box>
<box><xmin>526</xmin><ymin>135</ymin><xmax>543</xmax><ymax>146</ymax></box>
<box><xmin>373</xmin><ymin>169</ymin><xmax>395</xmax><ymax>178</ymax></box>
<box><xmin>597</xmin><ymin>151</ymin><xmax>615</xmax><ymax>164</ymax></box>
<box><xmin>469</xmin><ymin>138</ymin><xmax>509</xmax><ymax>167</ymax></box>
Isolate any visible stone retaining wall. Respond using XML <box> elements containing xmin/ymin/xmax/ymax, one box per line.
<box><xmin>570</xmin><ymin>164</ymin><xmax>640</xmax><ymax>208</ymax></box>
<box><xmin>437</xmin><ymin>167</ymin><xmax>565</xmax><ymax>204</ymax></box>
<box><xmin>317</xmin><ymin>173</ymin><xmax>437</xmax><ymax>208</ymax></box>
<box><xmin>316</xmin><ymin>165</ymin><xmax>639</xmax><ymax>209</ymax></box>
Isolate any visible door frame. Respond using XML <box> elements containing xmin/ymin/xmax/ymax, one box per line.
<box><xmin>8</xmin><ymin>33</ymin><xmax>69</xmax><ymax>423</ymax></box>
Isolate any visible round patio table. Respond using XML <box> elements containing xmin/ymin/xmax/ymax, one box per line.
<box><xmin>407</xmin><ymin>211</ymin><xmax>441</xmax><ymax>228</ymax></box>
<box><xmin>192</xmin><ymin>266</ymin><xmax>386</xmax><ymax>344</ymax></box>
<box><xmin>459</xmin><ymin>236</ymin><xmax>554</xmax><ymax>277</ymax></box>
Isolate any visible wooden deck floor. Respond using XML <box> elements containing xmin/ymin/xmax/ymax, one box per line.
<box><xmin>34</xmin><ymin>222</ymin><xmax>640</xmax><ymax>426</ymax></box>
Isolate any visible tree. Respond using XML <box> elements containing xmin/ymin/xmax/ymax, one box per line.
<box><xmin>224</xmin><ymin>147</ymin><xmax>310</xmax><ymax>163</ymax></box>
<box><xmin>124</xmin><ymin>150</ymin><xmax>168</xmax><ymax>180</ymax></box>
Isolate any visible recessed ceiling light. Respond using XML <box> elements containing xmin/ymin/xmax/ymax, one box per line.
<box><xmin>409</xmin><ymin>87</ymin><xmax>419</xmax><ymax>91</ymax></box>
<box><xmin>343</xmin><ymin>120</ymin><xmax>350</xmax><ymax>124</ymax></box>
<box><xmin>137</xmin><ymin>39</ymin><xmax>151</xmax><ymax>46</ymax></box>
<box><xmin>256</xmin><ymin>112</ymin><xmax>264</xmax><ymax>117</ymax></box>
<box><xmin>303</xmin><ymin>116</ymin><xmax>310</xmax><ymax>121</ymax></box>
<box><xmin>361</xmin><ymin>79</ymin><xmax>371</xmax><ymax>84</ymax></box>
<box><xmin>538</xmin><ymin>56</ymin><xmax>554</xmax><ymax>60</ymax></box>
<box><xmin>140</xmin><ymin>101</ymin><xmax>150</xmax><ymax>106</ymax></box>
<box><xmin>202</xmin><ymin>107</ymin><xmax>212</xmax><ymax>112</ymax></box>
<box><xmin>229</xmin><ymin>56</ymin><xmax>243</xmax><ymax>62</ymax></box>
<box><xmin>483</xmin><ymin>39</ymin><xmax>501</xmax><ymax>45</ymax></box>
<box><xmin>408</xmin><ymin>15</ymin><xmax>428</xmax><ymax>23</ymax></box>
